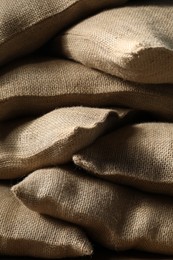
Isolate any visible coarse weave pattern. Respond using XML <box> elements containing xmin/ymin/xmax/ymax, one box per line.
<box><xmin>1</xmin><ymin>57</ymin><xmax>173</xmax><ymax>121</ymax></box>
<box><xmin>0</xmin><ymin>106</ymin><xmax>131</xmax><ymax>179</ymax></box>
<box><xmin>0</xmin><ymin>0</ymin><xmax>127</xmax><ymax>66</ymax></box>
<box><xmin>53</xmin><ymin>0</ymin><xmax>173</xmax><ymax>83</ymax></box>
<box><xmin>12</xmin><ymin>166</ymin><xmax>173</xmax><ymax>255</ymax></box>
<box><xmin>1</xmin><ymin>0</ymin><xmax>173</xmax><ymax>257</ymax></box>
<box><xmin>0</xmin><ymin>184</ymin><xmax>92</xmax><ymax>258</ymax></box>
<box><xmin>73</xmin><ymin>123</ymin><xmax>173</xmax><ymax>195</ymax></box>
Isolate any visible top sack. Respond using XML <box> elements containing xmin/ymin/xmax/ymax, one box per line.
<box><xmin>0</xmin><ymin>0</ymin><xmax>127</xmax><ymax>66</ymax></box>
<box><xmin>53</xmin><ymin>0</ymin><xmax>173</xmax><ymax>84</ymax></box>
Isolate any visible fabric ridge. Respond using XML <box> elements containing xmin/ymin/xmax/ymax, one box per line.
<box><xmin>0</xmin><ymin>106</ymin><xmax>133</xmax><ymax>179</ymax></box>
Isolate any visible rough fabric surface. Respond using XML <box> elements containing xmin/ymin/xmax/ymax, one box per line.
<box><xmin>12</xmin><ymin>166</ymin><xmax>173</xmax><ymax>255</ymax></box>
<box><xmin>1</xmin><ymin>57</ymin><xmax>173</xmax><ymax>121</ymax></box>
<box><xmin>0</xmin><ymin>0</ymin><xmax>127</xmax><ymax>66</ymax></box>
<box><xmin>0</xmin><ymin>184</ymin><xmax>92</xmax><ymax>258</ymax></box>
<box><xmin>73</xmin><ymin>123</ymin><xmax>173</xmax><ymax>195</ymax></box>
<box><xmin>53</xmin><ymin>0</ymin><xmax>173</xmax><ymax>83</ymax></box>
<box><xmin>0</xmin><ymin>106</ymin><xmax>132</xmax><ymax>179</ymax></box>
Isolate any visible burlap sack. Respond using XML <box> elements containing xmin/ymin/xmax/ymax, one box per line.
<box><xmin>0</xmin><ymin>183</ymin><xmax>92</xmax><ymax>258</ymax></box>
<box><xmin>12</xmin><ymin>166</ymin><xmax>173</xmax><ymax>255</ymax></box>
<box><xmin>0</xmin><ymin>0</ymin><xmax>127</xmax><ymax>66</ymax></box>
<box><xmin>73</xmin><ymin>122</ymin><xmax>173</xmax><ymax>196</ymax></box>
<box><xmin>0</xmin><ymin>106</ymin><xmax>132</xmax><ymax>179</ymax></box>
<box><xmin>53</xmin><ymin>0</ymin><xmax>173</xmax><ymax>83</ymax></box>
<box><xmin>1</xmin><ymin>57</ymin><xmax>173</xmax><ymax>121</ymax></box>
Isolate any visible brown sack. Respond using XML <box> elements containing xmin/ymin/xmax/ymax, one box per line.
<box><xmin>1</xmin><ymin>57</ymin><xmax>173</xmax><ymax>121</ymax></box>
<box><xmin>12</xmin><ymin>166</ymin><xmax>173</xmax><ymax>255</ymax></box>
<box><xmin>0</xmin><ymin>0</ymin><xmax>127</xmax><ymax>66</ymax></box>
<box><xmin>0</xmin><ymin>106</ymin><xmax>131</xmax><ymax>179</ymax></box>
<box><xmin>73</xmin><ymin>122</ymin><xmax>173</xmax><ymax>196</ymax></box>
<box><xmin>0</xmin><ymin>183</ymin><xmax>92</xmax><ymax>258</ymax></box>
<box><xmin>53</xmin><ymin>0</ymin><xmax>173</xmax><ymax>83</ymax></box>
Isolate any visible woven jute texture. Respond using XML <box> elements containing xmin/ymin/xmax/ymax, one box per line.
<box><xmin>1</xmin><ymin>57</ymin><xmax>173</xmax><ymax>121</ymax></box>
<box><xmin>0</xmin><ymin>183</ymin><xmax>92</xmax><ymax>258</ymax></box>
<box><xmin>0</xmin><ymin>0</ymin><xmax>127</xmax><ymax>66</ymax></box>
<box><xmin>73</xmin><ymin>123</ymin><xmax>173</xmax><ymax>196</ymax></box>
<box><xmin>12</xmin><ymin>166</ymin><xmax>173</xmax><ymax>255</ymax></box>
<box><xmin>53</xmin><ymin>0</ymin><xmax>173</xmax><ymax>83</ymax></box>
<box><xmin>0</xmin><ymin>106</ymin><xmax>132</xmax><ymax>179</ymax></box>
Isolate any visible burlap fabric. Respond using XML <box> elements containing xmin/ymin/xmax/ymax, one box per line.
<box><xmin>52</xmin><ymin>0</ymin><xmax>173</xmax><ymax>83</ymax></box>
<box><xmin>0</xmin><ymin>0</ymin><xmax>127</xmax><ymax>66</ymax></box>
<box><xmin>0</xmin><ymin>106</ymin><xmax>132</xmax><ymax>179</ymax></box>
<box><xmin>12</xmin><ymin>166</ymin><xmax>173</xmax><ymax>255</ymax></box>
<box><xmin>1</xmin><ymin>57</ymin><xmax>173</xmax><ymax>121</ymax></box>
<box><xmin>1</xmin><ymin>0</ymin><xmax>173</xmax><ymax>257</ymax></box>
<box><xmin>0</xmin><ymin>184</ymin><xmax>92</xmax><ymax>258</ymax></box>
<box><xmin>73</xmin><ymin>123</ymin><xmax>173</xmax><ymax>195</ymax></box>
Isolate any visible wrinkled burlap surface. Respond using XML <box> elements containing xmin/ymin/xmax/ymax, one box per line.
<box><xmin>0</xmin><ymin>0</ymin><xmax>173</xmax><ymax>258</ymax></box>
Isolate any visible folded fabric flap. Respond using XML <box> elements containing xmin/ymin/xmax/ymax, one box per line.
<box><xmin>1</xmin><ymin>57</ymin><xmax>173</xmax><ymax>121</ymax></box>
<box><xmin>0</xmin><ymin>0</ymin><xmax>128</xmax><ymax>66</ymax></box>
<box><xmin>12</xmin><ymin>166</ymin><xmax>173</xmax><ymax>255</ymax></box>
<box><xmin>52</xmin><ymin>0</ymin><xmax>173</xmax><ymax>83</ymax></box>
<box><xmin>0</xmin><ymin>183</ymin><xmax>93</xmax><ymax>258</ymax></box>
<box><xmin>73</xmin><ymin>122</ymin><xmax>173</xmax><ymax>195</ymax></box>
<box><xmin>0</xmin><ymin>106</ymin><xmax>136</xmax><ymax>179</ymax></box>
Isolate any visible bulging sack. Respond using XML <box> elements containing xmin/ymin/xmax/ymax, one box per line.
<box><xmin>1</xmin><ymin>57</ymin><xmax>173</xmax><ymax>121</ymax></box>
<box><xmin>52</xmin><ymin>0</ymin><xmax>173</xmax><ymax>83</ymax></box>
<box><xmin>0</xmin><ymin>184</ymin><xmax>92</xmax><ymax>258</ymax></box>
<box><xmin>73</xmin><ymin>123</ymin><xmax>173</xmax><ymax>196</ymax></box>
<box><xmin>12</xmin><ymin>166</ymin><xmax>173</xmax><ymax>255</ymax></box>
<box><xmin>0</xmin><ymin>0</ymin><xmax>127</xmax><ymax>65</ymax></box>
<box><xmin>0</xmin><ymin>106</ymin><xmax>132</xmax><ymax>179</ymax></box>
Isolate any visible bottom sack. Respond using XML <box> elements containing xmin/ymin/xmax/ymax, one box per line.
<box><xmin>12</xmin><ymin>166</ymin><xmax>173</xmax><ymax>255</ymax></box>
<box><xmin>0</xmin><ymin>184</ymin><xmax>92</xmax><ymax>258</ymax></box>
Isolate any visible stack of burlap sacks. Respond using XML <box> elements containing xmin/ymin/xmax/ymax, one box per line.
<box><xmin>0</xmin><ymin>0</ymin><xmax>173</xmax><ymax>258</ymax></box>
